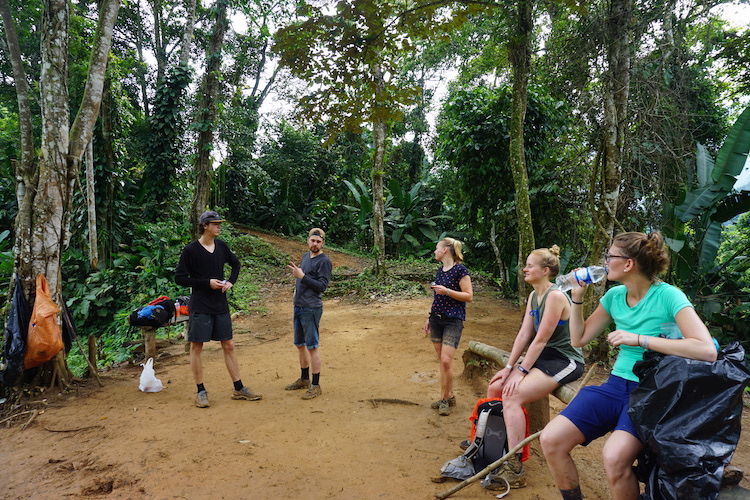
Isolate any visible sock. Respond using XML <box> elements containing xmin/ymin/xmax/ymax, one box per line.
<box><xmin>312</xmin><ymin>372</ymin><xmax>320</xmax><ymax>386</ymax></box>
<box><xmin>197</xmin><ymin>383</ymin><xmax>206</xmax><ymax>393</ymax></box>
<box><xmin>233</xmin><ymin>380</ymin><xmax>244</xmax><ymax>391</ymax></box>
<box><xmin>301</xmin><ymin>367</ymin><xmax>310</xmax><ymax>380</ymax></box>
<box><xmin>560</xmin><ymin>485</ymin><xmax>583</xmax><ymax>500</ymax></box>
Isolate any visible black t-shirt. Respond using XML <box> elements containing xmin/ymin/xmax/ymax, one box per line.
<box><xmin>175</xmin><ymin>239</ymin><xmax>240</xmax><ymax>314</ymax></box>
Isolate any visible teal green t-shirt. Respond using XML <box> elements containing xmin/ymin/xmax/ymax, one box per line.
<box><xmin>600</xmin><ymin>282</ymin><xmax>693</xmax><ymax>382</ymax></box>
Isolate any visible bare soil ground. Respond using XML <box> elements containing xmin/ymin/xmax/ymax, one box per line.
<box><xmin>2</xmin><ymin>231</ymin><xmax>750</xmax><ymax>500</ymax></box>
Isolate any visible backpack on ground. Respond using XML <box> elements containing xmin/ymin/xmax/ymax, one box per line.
<box><xmin>438</xmin><ymin>398</ymin><xmax>530</xmax><ymax>481</ymax></box>
<box><xmin>127</xmin><ymin>296</ymin><xmax>175</xmax><ymax>327</ymax></box>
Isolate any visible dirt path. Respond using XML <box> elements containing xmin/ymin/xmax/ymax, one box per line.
<box><xmin>2</xmin><ymin>232</ymin><xmax>749</xmax><ymax>499</ymax></box>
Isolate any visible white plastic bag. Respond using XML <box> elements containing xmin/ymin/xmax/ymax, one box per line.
<box><xmin>138</xmin><ymin>357</ymin><xmax>163</xmax><ymax>392</ymax></box>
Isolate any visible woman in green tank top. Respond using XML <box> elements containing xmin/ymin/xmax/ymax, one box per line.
<box><xmin>483</xmin><ymin>246</ymin><xmax>585</xmax><ymax>490</ymax></box>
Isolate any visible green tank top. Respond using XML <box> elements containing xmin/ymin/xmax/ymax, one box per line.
<box><xmin>530</xmin><ymin>285</ymin><xmax>584</xmax><ymax>363</ymax></box>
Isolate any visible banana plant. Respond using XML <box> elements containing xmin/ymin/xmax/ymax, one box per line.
<box><xmin>665</xmin><ymin>106</ymin><xmax>750</xmax><ymax>314</ymax></box>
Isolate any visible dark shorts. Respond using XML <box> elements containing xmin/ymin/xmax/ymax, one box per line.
<box><xmin>532</xmin><ymin>347</ymin><xmax>584</xmax><ymax>386</ymax></box>
<box><xmin>188</xmin><ymin>312</ymin><xmax>233</xmax><ymax>342</ymax></box>
<box><xmin>559</xmin><ymin>375</ymin><xmax>640</xmax><ymax>445</ymax></box>
<box><xmin>293</xmin><ymin>306</ymin><xmax>322</xmax><ymax>349</ymax></box>
<box><xmin>429</xmin><ymin>313</ymin><xmax>464</xmax><ymax>349</ymax></box>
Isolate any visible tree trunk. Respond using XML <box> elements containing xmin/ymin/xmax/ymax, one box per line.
<box><xmin>589</xmin><ymin>0</ymin><xmax>632</xmax><ymax>364</ymax></box>
<box><xmin>9</xmin><ymin>0</ymin><xmax>120</xmax><ymax>388</ymax></box>
<box><xmin>85</xmin><ymin>140</ymin><xmax>99</xmax><ymax>269</ymax></box>
<box><xmin>371</xmin><ymin>62</ymin><xmax>387</xmax><ymax>277</ymax></box>
<box><xmin>190</xmin><ymin>0</ymin><xmax>229</xmax><ymax>237</ymax></box>
<box><xmin>178</xmin><ymin>0</ymin><xmax>197</xmax><ymax>67</ymax></box>
<box><xmin>508</xmin><ymin>0</ymin><xmax>535</xmax><ymax>311</ymax></box>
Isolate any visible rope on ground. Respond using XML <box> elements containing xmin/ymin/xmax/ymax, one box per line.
<box><xmin>435</xmin><ymin>364</ymin><xmax>598</xmax><ymax>499</ymax></box>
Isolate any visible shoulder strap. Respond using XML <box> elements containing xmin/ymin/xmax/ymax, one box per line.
<box><xmin>463</xmin><ymin>409</ymin><xmax>491</xmax><ymax>459</ymax></box>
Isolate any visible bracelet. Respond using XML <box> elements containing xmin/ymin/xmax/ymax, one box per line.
<box><xmin>517</xmin><ymin>365</ymin><xmax>530</xmax><ymax>375</ymax></box>
<box><xmin>571</xmin><ymin>300</ymin><xmax>583</xmax><ymax>305</ymax></box>
<box><xmin>643</xmin><ymin>336</ymin><xmax>649</xmax><ymax>350</ymax></box>
<box><xmin>505</xmin><ymin>363</ymin><xmax>513</xmax><ymax>370</ymax></box>
<box><xmin>446</xmin><ymin>289</ymin><xmax>450</xmax><ymax>297</ymax></box>
<box><xmin>638</xmin><ymin>334</ymin><xmax>642</xmax><ymax>347</ymax></box>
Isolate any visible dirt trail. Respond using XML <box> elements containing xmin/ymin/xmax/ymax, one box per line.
<box><xmin>2</xmin><ymin>231</ymin><xmax>749</xmax><ymax>499</ymax></box>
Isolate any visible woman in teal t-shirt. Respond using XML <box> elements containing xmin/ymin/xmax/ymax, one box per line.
<box><xmin>540</xmin><ymin>232</ymin><xmax>717</xmax><ymax>500</ymax></box>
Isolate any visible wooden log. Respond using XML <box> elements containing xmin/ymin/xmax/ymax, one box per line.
<box><xmin>465</xmin><ymin>341</ymin><xmax>581</xmax><ymax>404</ymax></box>
<box><xmin>87</xmin><ymin>335</ymin><xmax>97</xmax><ymax>373</ymax></box>
<box><xmin>142</xmin><ymin>327</ymin><xmax>156</xmax><ymax>359</ymax></box>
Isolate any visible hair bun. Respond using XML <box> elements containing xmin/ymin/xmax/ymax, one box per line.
<box><xmin>549</xmin><ymin>244</ymin><xmax>561</xmax><ymax>257</ymax></box>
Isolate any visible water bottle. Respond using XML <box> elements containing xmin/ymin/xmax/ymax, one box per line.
<box><xmin>555</xmin><ymin>265</ymin><xmax>607</xmax><ymax>292</ymax></box>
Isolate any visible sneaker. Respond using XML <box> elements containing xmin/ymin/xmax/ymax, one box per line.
<box><xmin>301</xmin><ymin>384</ymin><xmax>322</xmax><ymax>400</ymax></box>
<box><xmin>459</xmin><ymin>439</ymin><xmax>470</xmax><ymax>451</ymax></box>
<box><xmin>285</xmin><ymin>378</ymin><xmax>311</xmax><ymax>391</ymax></box>
<box><xmin>487</xmin><ymin>456</ymin><xmax>526</xmax><ymax>489</ymax></box>
<box><xmin>232</xmin><ymin>387</ymin><xmax>262</xmax><ymax>401</ymax></box>
<box><xmin>438</xmin><ymin>399</ymin><xmax>451</xmax><ymax>416</ymax></box>
<box><xmin>195</xmin><ymin>390</ymin><xmax>210</xmax><ymax>408</ymax></box>
<box><xmin>430</xmin><ymin>395</ymin><xmax>456</xmax><ymax>409</ymax></box>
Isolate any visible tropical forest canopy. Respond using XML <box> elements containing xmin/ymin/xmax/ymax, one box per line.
<box><xmin>1</xmin><ymin>0</ymin><xmax>750</xmax><ymax>382</ymax></box>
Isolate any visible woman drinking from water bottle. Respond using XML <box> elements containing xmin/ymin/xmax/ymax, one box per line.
<box><xmin>540</xmin><ymin>231</ymin><xmax>717</xmax><ymax>500</ymax></box>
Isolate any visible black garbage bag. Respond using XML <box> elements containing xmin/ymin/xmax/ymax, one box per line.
<box><xmin>628</xmin><ymin>341</ymin><xmax>750</xmax><ymax>500</ymax></box>
<box><xmin>3</xmin><ymin>279</ymin><xmax>31</xmax><ymax>385</ymax></box>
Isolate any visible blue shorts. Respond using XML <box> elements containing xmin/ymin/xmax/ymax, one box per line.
<box><xmin>559</xmin><ymin>375</ymin><xmax>641</xmax><ymax>445</ymax></box>
<box><xmin>293</xmin><ymin>306</ymin><xmax>322</xmax><ymax>349</ymax></box>
<box><xmin>429</xmin><ymin>313</ymin><xmax>464</xmax><ymax>349</ymax></box>
<box><xmin>188</xmin><ymin>312</ymin><xmax>233</xmax><ymax>342</ymax></box>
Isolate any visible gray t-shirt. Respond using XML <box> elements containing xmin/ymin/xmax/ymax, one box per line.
<box><xmin>293</xmin><ymin>252</ymin><xmax>332</xmax><ymax>308</ymax></box>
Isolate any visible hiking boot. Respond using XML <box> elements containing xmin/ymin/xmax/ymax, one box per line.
<box><xmin>438</xmin><ymin>399</ymin><xmax>451</xmax><ymax>416</ymax></box>
<box><xmin>285</xmin><ymin>378</ymin><xmax>311</xmax><ymax>391</ymax></box>
<box><xmin>486</xmin><ymin>455</ymin><xmax>526</xmax><ymax>489</ymax></box>
<box><xmin>195</xmin><ymin>390</ymin><xmax>210</xmax><ymax>408</ymax></box>
<box><xmin>302</xmin><ymin>384</ymin><xmax>322</xmax><ymax>400</ymax></box>
<box><xmin>232</xmin><ymin>387</ymin><xmax>262</xmax><ymax>401</ymax></box>
<box><xmin>430</xmin><ymin>395</ymin><xmax>456</xmax><ymax>409</ymax></box>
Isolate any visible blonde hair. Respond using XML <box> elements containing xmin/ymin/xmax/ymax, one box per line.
<box><xmin>530</xmin><ymin>245</ymin><xmax>562</xmax><ymax>278</ymax></box>
<box><xmin>612</xmin><ymin>231</ymin><xmax>669</xmax><ymax>281</ymax></box>
<box><xmin>439</xmin><ymin>237</ymin><xmax>465</xmax><ymax>263</ymax></box>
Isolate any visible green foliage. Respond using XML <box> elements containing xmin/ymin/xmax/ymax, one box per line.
<box><xmin>434</xmin><ymin>83</ymin><xmax>590</xmax><ymax>279</ymax></box>
<box><xmin>0</xmin><ymin>230</ymin><xmax>13</xmax><ymax>304</ymax></box>
<box><xmin>59</xmin><ymin>223</ymin><xmax>290</xmax><ymax>372</ymax></box>
<box><xmin>138</xmin><ymin>65</ymin><xmax>193</xmax><ymax>221</ymax></box>
<box><xmin>325</xmin><ymin>265</ymin><xmax>429</xmax><ymax>302</ymax></box>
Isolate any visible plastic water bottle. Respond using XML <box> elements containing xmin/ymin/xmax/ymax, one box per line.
<box><xmin>555</xmin><ymin>266</ymin><xmax>607</xmax><ymax>292</ymax></box>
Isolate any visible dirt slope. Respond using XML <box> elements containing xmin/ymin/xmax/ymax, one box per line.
<box><xmin>2</xmin><ymin>231</ymin><xmax>749</xmax><ymax>500</ymax></box>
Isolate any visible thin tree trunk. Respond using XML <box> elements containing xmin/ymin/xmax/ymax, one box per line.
<box><xmin>85</xmin><ymin>140</ymin><xmax>99</xmax><ymax>269</ymax></box>
<box><xmin>178</xmin><ymin>0</ymin><xmax>197</xmax><ymax>67</ymax></box>
<box><xmin>371</xmin><ymin>62</ymin><xmax>387</xmax><ymax>277</ymax></box>
<box><xmin>0</xmin><ymin>0</ymin><xmax>37</xmax><ymax>296</ymax></box>
<box><xmin>589</xmin><ymin>0</ymin><xmax>632</xmax><ymax>364</ymax></box>
<box><xmin>190</xmin><ymin>0</ymin><xmax>229</xmax><ymax>237</ymax></box>
<box><xmin>508</xmin><ymin>0</ymin><xmax>535</xmax><ymax>311</ymax></box>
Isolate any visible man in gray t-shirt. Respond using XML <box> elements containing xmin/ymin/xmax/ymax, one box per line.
<box><xmin>285</xmin><ymin>228</ymin><xmax>333</xmax><ymax>399</ymax></box>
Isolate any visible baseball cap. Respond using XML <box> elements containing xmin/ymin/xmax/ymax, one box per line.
<box><xmin>199</xmin><ymin>211</ymin><xmax>227</xmax><ymax>225</ymax></box>
<box><xmin>308</xmin><ymin>228</ymin><xmax>325</xmax><ymax>239</ymax></box>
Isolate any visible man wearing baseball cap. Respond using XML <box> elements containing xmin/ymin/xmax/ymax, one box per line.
<box><xmin>175</xmin><ymin>211</ymin><xmax>262</xmax><ymax>407</ymax></box>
